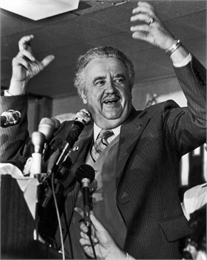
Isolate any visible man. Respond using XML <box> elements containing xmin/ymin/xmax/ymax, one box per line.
<box><xmin>0</xmin><ymin>1</ymin><xmax>206</xmax><ymax>259</ymax></box>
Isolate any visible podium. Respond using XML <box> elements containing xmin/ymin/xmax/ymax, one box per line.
<box><xmin>1</xmin><ymin>175</ymin><xmax>62</xmax><ymax>259</ymax></box>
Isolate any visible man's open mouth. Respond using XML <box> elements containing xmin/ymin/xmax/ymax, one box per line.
<box><xmin>103</xmin><ymin>97</ymin><xmax>120</xmax><ymax>105</ymax></box>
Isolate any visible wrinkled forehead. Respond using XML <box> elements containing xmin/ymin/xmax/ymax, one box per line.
<box><xmin>83</xmin><ymin>56</ymin><xmax>128</xmax><ymax>78</ymax></box>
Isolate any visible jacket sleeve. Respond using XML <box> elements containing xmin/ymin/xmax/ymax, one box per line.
<box><xmin>0</xmin><ymin>95</ymin><xmax>31</xmax><ymax>170</ymax></box>
<box><xmin>164</xmin><ymin>55</ymin><xmax>206</xmax><ymax>156</ymax></box>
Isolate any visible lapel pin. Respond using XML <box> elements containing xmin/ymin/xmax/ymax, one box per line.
<box><xmin>137</xmin><ymin>124</ymin><xmax>142</xmax><ymax>129</ymax></box>
<box><xmin>72</xmin><ymin>146</ymin><xmax>79</xmax><ymax>151</ymax></box>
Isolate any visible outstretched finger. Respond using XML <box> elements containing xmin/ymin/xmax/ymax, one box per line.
<box><xmin>18</xmin><ymin>35</ymin><xmax>34</xmax><ymax>51</ymax></box>
<box><xmin>133</xmin><ymin>1</ymin><xmax>154</xmax><ymax>12</ymax></box>
<box><xmin>41</xmin><ymin>55</ymin><xmax>55</xmax><ymax>69</ymax></box>
<box><xmin>90</xmin><ymin>213</ymin><xmax>106</xmax><ymax>232</ymax></box>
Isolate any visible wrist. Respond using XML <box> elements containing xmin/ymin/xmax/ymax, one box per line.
<box><xmin>105</xmin><ymin>247</ymin><xmax>127</xmax><ymax>260</ymax></box>
<box><xmin>165</xmin><ymin>38</ymin><xmax>181</xmax><ymax>56</ymax></box>
<box><xmin>164</xmin><ymin>38</ymin><xmax>189</xmax><ymax>64</ymax></box>
<box><xmin>9</xmin><ymin>78</ymin><xmax>28</xmax><ymax>95</ymax></box>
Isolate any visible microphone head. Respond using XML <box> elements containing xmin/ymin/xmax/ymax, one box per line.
<box><xmin>32</xmin><ymin>131</ymin><xmax>45</xmax><ymax>153</ymax></box>
<box><xmin>32</xmin><ymin>131</ymin><xmax>45</xmax><ymax>145</ymax></box>
<box><xmin>76</xmin><ymin>164</ymin><xmax>95</xmax><ymax>184</ymax></box>
<box><xmin>75</xmin><ymin>109</ymin><xmax>91</xmax><ymax>126</ymax></box>
<box><xmin>38</xmin><ymin>117</ymin><xmax>56</xmax><ymax>141</ymax></box>
<box><xmin>51</xmin><ymin>118</ymin><xmax>61</xmax><ymax>129</ymax></box>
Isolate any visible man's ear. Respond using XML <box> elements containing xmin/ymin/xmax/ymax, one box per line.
<box><xmin>81</xmin><ymin>90</ymin><xmax>87</xmax><ymax>104</ymax></box>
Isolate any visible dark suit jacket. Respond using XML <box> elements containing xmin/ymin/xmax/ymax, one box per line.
<box><xmin>0</xmin><ymin>56</ymin><xmax>206</xmax><ymax>259</ymax></box>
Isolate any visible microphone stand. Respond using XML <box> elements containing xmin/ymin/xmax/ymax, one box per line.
<box><xmin>31</xmin><ymin>131</ymin><xmax>45</xmax><ymax>241</ymax></box>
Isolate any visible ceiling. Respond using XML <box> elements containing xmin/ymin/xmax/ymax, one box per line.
<box><xmin>1</xmin><ymin>0</ymin><xmax>206</xmax><ymax>99</ymax></box>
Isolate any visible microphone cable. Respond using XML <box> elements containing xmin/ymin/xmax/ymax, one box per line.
<box><xmin>87</xmin><ymin>225</ymin><xmax>97</xmax><ymax>259</ymax></box>
<box><xmin>51</xmin><ymin>170</ymin><xmax>97</xmax><ymax>260</ymax></box>
<box><xmin>51</xmin><ymin>172</ymin><xmax>65</xmax><ymax>260</ymax></box>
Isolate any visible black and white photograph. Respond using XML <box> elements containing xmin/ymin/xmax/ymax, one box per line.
<box><xmin>0</xmin><ymin>0</ymin><xmax>206</xmax><ymax>259</ymax></box>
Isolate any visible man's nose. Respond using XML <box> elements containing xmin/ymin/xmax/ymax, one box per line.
<box><xmin>105</xmin><ymin>79</ymin><xmax>116</xmax><ymax>93</ymax></box>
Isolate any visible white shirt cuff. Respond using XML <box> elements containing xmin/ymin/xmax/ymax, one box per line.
<box><xmin>4</xmin><ymin>90</ymin><xmax>13</xmax><ymax>96</ymax></box>
<box><xmin>173</xmin><ymin>53</ymin><xmax>192</xmax><ymax>67</ymax></box>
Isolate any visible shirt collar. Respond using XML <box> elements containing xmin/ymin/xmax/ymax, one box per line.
<box><xmin>93</xmin><ymin>122</ymin><xmax>121</xmax><ymax>141</ymax></box>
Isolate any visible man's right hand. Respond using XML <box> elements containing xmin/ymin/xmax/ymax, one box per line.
<box><xmin>9</xmin><ymin>35</ymin><xmax>55</xmax><ymax>95</ymax></box>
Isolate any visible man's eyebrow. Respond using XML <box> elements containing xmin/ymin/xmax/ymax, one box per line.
<box><xmin>93</xmin><ymin>76</ymin><xmax>106</xmax><ymax>84</ymax></box>
<box><xmin>115</xmin><ymin>73</ymin><xmax>126</xmax><ymax>79</ymax></box>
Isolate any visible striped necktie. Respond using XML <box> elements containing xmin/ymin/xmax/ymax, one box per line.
<box><xmin>91</xmin><ymin>129</ymin><xmax>114</xmax><ymax>162</ymax></box>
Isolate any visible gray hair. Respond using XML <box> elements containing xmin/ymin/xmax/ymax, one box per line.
<box><xmin>74</xmin><ymin>46</ymin><xmax>135</xmax><ymax>97</ymax></box>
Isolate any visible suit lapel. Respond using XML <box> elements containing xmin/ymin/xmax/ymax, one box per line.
<box><xmin>69</xmin><ymin>123</ymin><xmax>93</xmax><ymax>166</ymax></box>
<box><xmin>116</xmin><ymin>108</ymin><xmax>150</xmax><ymax>188</ymax></box>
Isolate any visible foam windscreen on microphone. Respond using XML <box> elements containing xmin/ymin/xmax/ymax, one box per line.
<box><xmin>32</xmin><ymin>131</ymin><xmax>45</xmax><ymax>153</ymax></box>
<box><xmin>38</xmin><ymin>117</ymin><xmax>56</xmax><ymax>141</ymax></box>
<box><xmin>76</xmin><ymin>164</ymin><xmax>95</xmax><ymax>184</ymax></box>
<box><xmin>51</xmin><ymin>118</ymin><xmax>60</xmax><ymax>129</ymax></box>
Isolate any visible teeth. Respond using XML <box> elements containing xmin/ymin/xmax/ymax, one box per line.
<box><xmin>104</xmin><ymin>98</ymin><xmax>118</xmax><ymax>103</ymax></box>
<box><xmin>105</xmin><ymin>100</ymin><xmax>115</xmax><ymax>103</ymax></box>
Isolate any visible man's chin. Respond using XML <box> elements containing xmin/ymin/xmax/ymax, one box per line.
<box><xmin>104</xmin><ymin>114</ymin><xmax>122</xmax><ymax>121</ymax></box>
<box><xmin>102</xmin><ymin>108</ymin><xmax>123</xmax><ymax>119</ymax></box>
<box><xmin>97</xmin><ymin>114</ymin><xmax>125</xmax><ymax>129</ymax></box>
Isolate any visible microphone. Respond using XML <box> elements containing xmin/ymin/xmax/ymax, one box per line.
<box><xmin>38</xmin><ymin>117</ymin><xmax>60</xmax><ymax>160</ymax></box>
<box><xmin>38</xmin><ymin>117</ymin><xmax>56</xmax><ymax>141</ymax></box>
<box><xmin>41</xmin><ymin>110</ymin><xmax>90</xmax><ymax>207</ymax></box>
<box><xmin>51</xmin><ymin>109</ymin><xmax>91</xmax><ymax>174</ymax></box>
<box><xmin>41</xmin><ymin>154</ymin><xmax>73</xmax><ymax>208</ymax></box>
<box><xmin>30</xmin><ymin>131</ymin><xmax>45</xmax><ymax>177</ymax></box>
<box><xmin>32</xmin><ymin>131</ymin><xmax>45</xmax><ymax>153</ymax></box>
<box><xmin>76</xmin><ymin>164</ymin><xmax>95</xmax><ymax>227</ymax></box>
<box><xmin>0</xmin><ymin>109</ymin><xmax>21</xmax><ymax>127</ymax></box>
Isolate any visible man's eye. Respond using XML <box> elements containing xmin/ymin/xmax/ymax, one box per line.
<box><xmin>114</xmin><ymin>77</ymin><xmax>125</xmax><ymax>84</ymax></box>
<box><xmin>95</xmin><ymin>80</ymin><xmax>105</xmax><ymax>87</ymax></box>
